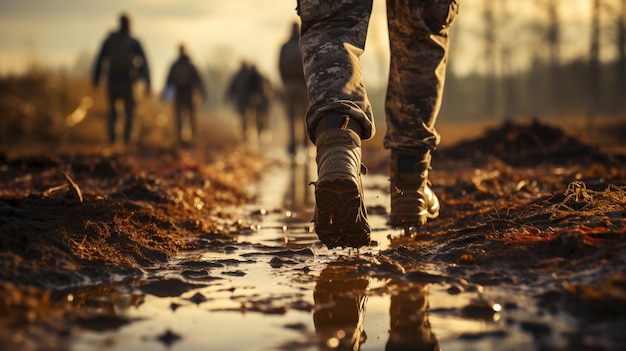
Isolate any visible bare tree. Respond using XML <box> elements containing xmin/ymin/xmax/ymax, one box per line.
<box><xmin>546</xmin><ymin>0</ymin><xmax>561</xmax><ymax>65</ymax></box>
<box><xmin>618</xmin><ymin>0</ymin><xmax>626</xmax><ymax>93</ymax></box>
<box><xmin>589</xmin><ymin>0</ymin><xmax>601</xmax><ymax>125</ymax></box>
<box><xmin>500</xmin><ymin>0</ymin><xmax>517</xmax><ymax>118</ymax></box>
<box><xmin>546</xmin><ymin>0</ymin><xmax>563</xmax><ymax>111</ymax></box>
<box><xmin>483</xmin><ymin>0</ymin><xmax>497</xmax><ymax>117</ymax></box>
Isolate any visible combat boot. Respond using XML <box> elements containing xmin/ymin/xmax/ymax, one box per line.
<box><xmin>313</xmin><ymin>118</ymin><xmax>370</xmax><ymax>249</ymax></box>
<box><xmin>389</xmin><ymin>150</ymin><xmax>440</xmax><ymax>227</ymax></box>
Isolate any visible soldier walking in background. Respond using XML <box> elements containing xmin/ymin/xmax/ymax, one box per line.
<box><xmin>93</xmin><ymin>13</ymin><xmax>152</xmax><ymax>145</ymax></box>
<box><xmin>278</xmin><ymin>21</ymin><xmax>309</xmax><ymax>155</ymax></box>
<box><xmin>225</xmin><ymin>62</ymin><xmax>273</xmax><ymax>144</ymax></box>
<box><xmin>163</xmin><ymin>44</ymin><xmax>207</xmax><ymax>145</ymax></box>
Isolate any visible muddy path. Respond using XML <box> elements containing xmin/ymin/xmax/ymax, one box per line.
<box><xmin>1</xmin><ymin>120</ymin><xmax>626</xmax><ymax>351</ymax></box>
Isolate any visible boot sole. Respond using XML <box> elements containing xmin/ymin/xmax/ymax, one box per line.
<box><xmin>314</xmin><ymin>179</ymin><xmax>370</xmax><ymax>248</ymax></box>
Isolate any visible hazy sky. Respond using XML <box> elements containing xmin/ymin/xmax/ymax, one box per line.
<box><xmin>0</xmin><ymin>0</ymin><xmax>608</xmax><ymax>90</ymax></box>
<box><xmin>0</xmin><ymin>0</ymin><xmax>310</xmax><ymax>89</ymax></box>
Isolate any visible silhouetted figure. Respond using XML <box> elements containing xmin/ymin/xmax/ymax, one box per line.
<box><xmin>163</xmin><ymin>44</ymin><xmax>207</xmax><ymax>145</ymax></box>
<box><xmin>225</xmin><ymin>62</ymin><xmax>273</xmax><ymax>144</ymax></box>
<box><xmin>93</xmin><ymin>13</ymin><xmax>151</xmax><ymax>145</ymax></box>
<box><xmin>279</xmin><ymin>21</ymin><xmax>309</xmax><ymax>155</ymax></box>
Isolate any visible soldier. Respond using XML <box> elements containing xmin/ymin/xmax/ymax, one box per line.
<box><xmin>297</xmin><ymin>1</ymin><xmax>460</xmax><ymax>248</ymax></box>
<box><xmin>93</xmin><ymin>13</ymin><xmax>152</xmax><ymax>145</ymax></box>
<box><xmin>164</xmin><ymin>44</ymin><xmax>207</xmax><ymax>145</ymax></box>
<box><xmin>278</xmin><ymin>21</ymin><xmax>309</xmax><ymax>155</ymax></box>
<box><xmin>225</xmin><ymin>62</ymin><xmax>273</xmax><ymax>144</ymax></box>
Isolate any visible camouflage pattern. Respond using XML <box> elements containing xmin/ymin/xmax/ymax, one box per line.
<box><xmin>297</xmin><ymin>0</ymin><xmax>374</xmax><ymax>144</ymax></box>
<box><xmin>385</xmin><ymin>0</ymin><xmax>459</xmax><ymax>152</ymax></box>
<box><xmin>297</xmin><ymin>0</ymin><xmax>459</xmax><ymax>151</ymax></box>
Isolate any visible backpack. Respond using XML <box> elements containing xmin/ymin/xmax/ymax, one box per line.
<box><xmin>106</xmin><ymin>33</ymin><xmax>136</xmax><ymax>78</ymax></box>
<box><xmin>170</xmin><ymin>60</ymin><xmax>196</xmax><ymax>88</ymax></box>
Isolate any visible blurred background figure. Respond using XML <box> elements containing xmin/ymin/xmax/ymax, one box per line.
<box><xmin>278</xmin><ymin>21</ymin><xmax>310</xmax><ymax>156</ymax></box>
<box><xmin>92</xmin><ymin>13</ymin><xmax>152</xmax><ymax>145</ymax></box>
<box><xmin>225</xmin><ymin>61</ymin><xmax>273</xmax><ymax>145</ymax></box>
<box><xmin>163</xmin><ymin>44</ymin><xmax>207</xmax><ymax>146</ymax></box>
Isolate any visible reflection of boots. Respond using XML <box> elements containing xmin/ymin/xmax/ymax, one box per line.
<box><xmin>386</xmin><ymin>283</ymin><xmax>440</xmax><ymax>351</ymax></box>
<box><xmin>314</xmin><ymin>262</ymin><xmax>369</xmax><ymax>351</ymax></box>
<box><xmin>389</xmin><ymin>150</ymin><xmax>440</xmax><ymax>228</ymax></box>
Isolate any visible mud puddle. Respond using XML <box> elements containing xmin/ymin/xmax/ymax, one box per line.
<box><xmin>65</xmin><ymin>150</ymin><xmax>537</xmax><ymax>351</ymax></box>
<box><xmin>4</xmin><ymin>120</ymin><xmax>626</xmax><ymax>350</ymax></box>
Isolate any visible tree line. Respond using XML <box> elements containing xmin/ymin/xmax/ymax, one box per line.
<box><xmin>439</xmin><ymin>0</ymin><xmax>626</xmax><ymax>122</ymax></box>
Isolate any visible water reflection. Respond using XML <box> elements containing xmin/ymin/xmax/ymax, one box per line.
<box><xmin>314</xmin><ymin>261</ymin><xmax>368</xmax><ymax>350</ymax></box>
<box><xmin>282</xmin><ymin>150</ymin><xmax>315</xmax><ymax>218</ymax></box>
<box><xmin>313</xmin><ymin>261</ymin><xmax>440</xmax><ymax>351</ymax></box>
<box><xmin>387</xmin><ymin>283</ymin><xmax>440</xmax><ymax>351</ymax></box>
<box><xmin>58</xmin><ymin>284</ymin><xmax>145</xmax><ymax>315</ymax></box>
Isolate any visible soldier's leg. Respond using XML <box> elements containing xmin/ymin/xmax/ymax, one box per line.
<box><xmin>239</xmin><ymin>106</ymin><xmax>248</xmax><ymax>143</ymax></box>
<box><xmin>285</xmin><ymin>83</ymin><xmax>309</xmax><ymax>154</ymax></box>
<box><xmin>122</xmin><ymin>84</ymin><xmax>136</xmax><ymax>145</ymax></box>
<box><xmin>286</xmin><ymin>101</ymin><xmax>297</xmax><ymax>154</ymax></box>
<box><xmin>256</xmin><ymin>104</ymin><xmax>269</xmax><ymax>142</ymax></box>
<box><xmin>298</xmin><ymin>0</ymin><xmax>374</xmax><ymax>248</ymax></box>
<box><xmin>187</xmin><ymin>96</ymin><xmax>196</xmax><ymax>141</ymax></box>
<box><xmin>384</xmin><ymin>0</ymin><xmax>459</xmax><ymax>152</ymax></box>
<box><xmin>174</xmin><ymin>97</ymin><xmax>184</xmax><ymax>143</ymax></box>
<box><xmin>386</xmin><ymin>0</ymin><xmax>460</xmax><ymax>227</ymax></box>
<box><xmin>298</xmin><ymin>0</ymin><xmax>375</xmax><ymax>143</ymax></box>
<box><xmin>106</xmin><ymin>92</ymin><xmax>118</xmax><ymax>144</ymax></box>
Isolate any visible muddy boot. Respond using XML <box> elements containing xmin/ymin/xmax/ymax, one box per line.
<box><xmin>313</xmin><ymin>117</ymin><xmax>370</xmax><ymax>249</ymax></box>
<box><xmin>389</xmin><ymin>150</ymin><xmax>440</xmax><ymax>228</ymax></box>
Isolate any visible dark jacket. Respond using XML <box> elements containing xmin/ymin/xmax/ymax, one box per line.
<box><xmin>93</xmin><ymin>29</ymin><xmax>151</xmax><ymax>89</ymax></box>
<box><xmin>278</xmin><ymin>29</ymin><xmax>305</xmax><ymax>84</ymax></box>
<box><xmin>226</xmin><ymin>64</ymin><xmax>272</xmax><ymax>115</ymax></box>
<box><xmin>165</xmin><ymin>55</ymin><xmax>206</xmax><ymax>98</ymax></box>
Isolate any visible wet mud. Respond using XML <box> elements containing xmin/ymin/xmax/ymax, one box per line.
<box><xmin>1</xmin><ymin>120</ymin><xmax>626</xmax><ymax>350</ymax></box>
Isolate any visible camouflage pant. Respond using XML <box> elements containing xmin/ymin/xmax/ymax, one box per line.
<box><xmin>298</xmin><ymin>0</ymin><xmax>459</xmax><ymax>152</ymax></box>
